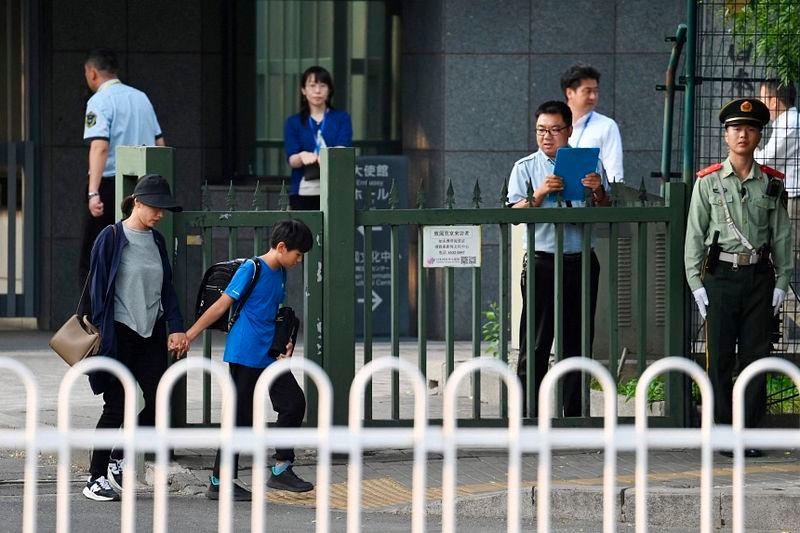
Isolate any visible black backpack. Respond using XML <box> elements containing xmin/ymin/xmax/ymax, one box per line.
<box><xmin>194</xmin><ymin>257</ymin><xmax>262</xmax><ymax>332</ymax></box>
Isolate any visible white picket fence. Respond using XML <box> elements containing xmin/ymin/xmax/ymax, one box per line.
<box><xmin>1</xmin><ymin>354</ymin><xmax>799</xmax><ymax>533</ymax></box>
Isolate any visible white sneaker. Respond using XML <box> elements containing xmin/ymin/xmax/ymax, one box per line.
<box><xmin>107</xmin><ymin>458</ymin><xmax>124</xmax><ymax>492</ymax></box>
<box><xmin>83</xmin><ymin>475</ymin><xmax>120</xmax><ymax>501</ymax></box>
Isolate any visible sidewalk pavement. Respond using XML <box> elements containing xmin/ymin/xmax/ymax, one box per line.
<box><xmin>1</xmin><ymin>330</ymin><xmax>799</xmax><ymax>530</ymax></box>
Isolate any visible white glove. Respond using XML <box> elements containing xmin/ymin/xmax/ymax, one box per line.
<box><xmin>772</xmin><ymin>288</ymin><xmax>786</xmax><ymax>315</ymax></box>
<box><xmin>693</xmin><ymin>287</ymin><xmax>708</xmax><ymax>319</ymax></box>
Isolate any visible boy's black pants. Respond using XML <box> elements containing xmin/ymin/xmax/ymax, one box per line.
<box><xmin>212</xmin><ymin>362</ymin><xmax>306</xmax><ymax>479</ymax></box>
<box><xmin>89</xmin><ymin>320</ymin><xmax>168</xmax><ymax>478</ymax></box>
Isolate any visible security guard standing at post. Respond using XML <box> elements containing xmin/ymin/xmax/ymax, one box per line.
<box><xmin>685</xmin><ymin>98</ymin><xmax>792</xmax><ymax>457</ymax></box>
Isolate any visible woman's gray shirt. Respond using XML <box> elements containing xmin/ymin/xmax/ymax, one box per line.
<box><xmin>114</xmin><ymin>224</ymin><xmax>164</xmax><ymax>337</ymax></box>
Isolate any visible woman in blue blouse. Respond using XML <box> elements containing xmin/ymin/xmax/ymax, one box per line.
<box><xmin>284</xmin><ymin>66</ymin><xmax>353</xmax><ymax>210</ymax></box>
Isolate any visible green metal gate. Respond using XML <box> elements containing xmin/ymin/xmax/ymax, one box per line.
<box><xmin>171</xmin><ymin>148</ymin><xmax>690</xmax><ymax>428</ymax></box>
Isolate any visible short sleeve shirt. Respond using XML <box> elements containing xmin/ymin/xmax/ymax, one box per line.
<box><xmin>222</xmin><ymin>258</ymin><xmax>285</xmax><ymax>369</ymax></box>
<box><xmin>83</xmin><ymin>79</ymin><xmax>163</xmax><ymax>178</ymax></box>
<box><xmin>506</xmin><ymin>148</ymin><xmax>609</xmax><ymax>253</ymax></box>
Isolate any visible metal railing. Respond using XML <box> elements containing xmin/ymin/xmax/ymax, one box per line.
<box><xmin>1</xmin><ymin>354</ymin><xmax>799</xmax><ymax>532</ymax></box>
<box><xmin>171</xmin><ymin>148</ymin><xmax>690</xmax><ymax>429</ymax></box>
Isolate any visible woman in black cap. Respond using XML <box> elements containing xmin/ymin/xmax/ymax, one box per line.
<box><xmin>83</xmin><ymin>174</ymin><xmax>188</xmax><ymax>501</ymax></box>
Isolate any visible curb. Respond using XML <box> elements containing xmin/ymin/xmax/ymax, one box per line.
<box><xmin>388</xmin><ymin>485</ymin><xmax>800</xmax><ymax>530</ymax></box>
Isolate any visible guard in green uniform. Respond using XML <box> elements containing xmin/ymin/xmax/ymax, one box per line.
<box><xmin>685</xmin><ymin>98</ymin><xmax>792</xmax><ymax>455</ymax></box>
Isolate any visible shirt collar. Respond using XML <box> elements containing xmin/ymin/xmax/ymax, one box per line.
<box><xmin>722</xmin><ymin>157</ymin><xmax>762</xmax><ymax>182</ymax></box>
<box><xmin>97</xmin><ymin>79</ymin><xmax>121</xmax><ymax>92</ymax></box>
<box><xmin>573</xmin><ymin>110</ymin><xmax>595</xmax><ymax>126</ymax></box>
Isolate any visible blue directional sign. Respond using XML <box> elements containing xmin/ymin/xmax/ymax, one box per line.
<box><xmin>355</xmin><ymin>156</ymin><xmax>409</xmax><ymax>337</ymax></box>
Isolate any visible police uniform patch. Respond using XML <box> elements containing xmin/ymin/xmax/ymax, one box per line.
<box><xmin>85</xmin><ymin>112</ymin><xmax>97</xmax><ymax>128</ymax></box>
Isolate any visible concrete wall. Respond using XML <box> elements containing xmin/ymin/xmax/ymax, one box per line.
<box><xmin>38</xmin><ymin>0</ymin><xmax>227</xmax><ymax>328</ymax></box>
<box><xmin>401</xmin><ymin>0</ymin><xmax>686</xmax><ymax>338</ymax></box>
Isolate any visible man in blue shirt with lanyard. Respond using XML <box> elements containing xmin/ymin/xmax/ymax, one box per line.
<box><xmin>507</xmin><ymin>100</ymin><xmax>610</xmax><ymax>417</ymax></box>
<box><xmin>561</xmin><ymin>63</ymin><xmax>624</xmax><ymax>183</ymax></box>
<box><xmin>80</xmin><ymin>48</ymin><xmax>165</xmax><ymax>285</ymax></box>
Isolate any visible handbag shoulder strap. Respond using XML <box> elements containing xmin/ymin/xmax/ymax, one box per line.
<box><xmin>78</xmin><ymin>224</ymin><xmax>118</xmax><ymax>314</ymax></box>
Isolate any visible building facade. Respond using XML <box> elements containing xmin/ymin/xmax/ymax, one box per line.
<box><xmin>1</xmin><ymin>0</ymin><xmax>685</xmax><ymax>332</ymax></box>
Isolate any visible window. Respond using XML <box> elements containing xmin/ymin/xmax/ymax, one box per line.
<box><xmin>253</xmin><ymin>0</ymin><xmax>400</xmax><ymax>177</ymax></box>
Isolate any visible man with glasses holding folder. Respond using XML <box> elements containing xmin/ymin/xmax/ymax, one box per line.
<box><xmin>507</xmin><ymin>100</ymin><xmax>610</xmax><ymax>417</ymax></box>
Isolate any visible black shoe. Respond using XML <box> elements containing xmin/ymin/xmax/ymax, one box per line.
<box><xmin>267</xmin><ymin>466</ymin><xmax>314</xmax><ymax>493</ymax></box>
<box><xmin>205</xmin><ymin>478</ymin><xmax>252</xmax><ymax>501</ymax></box>
<box><xmin>83</xmin><ymin>475</ymin><xmax>120</xmax><ymax>502</ymax></box>
<box><xmin>720</xmin><ymin>449</ymin><xmax>764</xmax><ymax>458</ymax></box>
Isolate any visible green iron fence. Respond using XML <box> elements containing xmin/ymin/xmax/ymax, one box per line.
<box><xmin>171</xmin><ymin>183</ymin><xmax>324</xmax><ymax>428</ymax></box>
<box><xmin>172</xmin><ymin>148</ymin><xmax>690</xmax><ymax>428</ymax></box>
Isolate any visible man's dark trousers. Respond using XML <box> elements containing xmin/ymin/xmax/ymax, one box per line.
<box><xmin>79</xmin><ymin>179</ymin><xmax>115</xmax><ymax>286</ymax></box>
<box><xmin>517</xmin><ymin>250</ymin><xmax>600</xmax><ymax>417</ymax></box>
<box><xmin>704</xmin><ymin>261</ymin><xmax>773</xmax><ymax>427</ymax></box>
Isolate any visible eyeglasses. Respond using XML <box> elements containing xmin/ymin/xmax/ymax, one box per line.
<box><xmin>535</xmin><ymin>125</ymin><xmax>569</xmax><ymax>137</ymax></box>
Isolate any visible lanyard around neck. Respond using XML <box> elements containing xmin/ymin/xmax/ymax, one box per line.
<box><xmin>309</xmin><ymin>110</ymin><xmax>328</xmax><ymax>154</ymax></box>
<box><xmin>574</xmin><ymin>111</ymin><xmax>593</xmax><ymax>147</ymax></box>
<box><xmin>97</xmin><ymin>79</ymin><xmax>121</xmax><ymax>92</ymax></box>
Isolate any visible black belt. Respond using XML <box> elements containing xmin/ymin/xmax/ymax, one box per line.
<box><xmin>532</xmin><ymin>251</ymin><xmax>584</xmax><ymax>261</ymax></box>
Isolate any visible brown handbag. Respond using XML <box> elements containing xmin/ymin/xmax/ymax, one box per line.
<box><xmin>49</xmin><ymin>313</ymin><xmax>101</xmax><ymax>366</ymax></box>
<box><xmin>49</xmin><ymin>227</ymin><xmax>114</xmax><ymax>365</ymax></box>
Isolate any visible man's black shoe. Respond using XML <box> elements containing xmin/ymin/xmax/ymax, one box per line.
<box><xmin>719</xmin><ymin>449</ymin><xmax>764</xmax><ymax>458</ymax></box>
<box><xmin>267</xmin><ymin>466</ymin><xmax>314</xmax><ymax>493</ymax></box>
<box><xmin>206</xmin><ymin>479</ymin><xmax>252</xmax><ymax>501</ymax></box>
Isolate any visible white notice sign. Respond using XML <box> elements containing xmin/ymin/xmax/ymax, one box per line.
<box><xmin>422</xmin><ymin>225</ymin><xmax>482</xmax><ymax>268</ymax></box>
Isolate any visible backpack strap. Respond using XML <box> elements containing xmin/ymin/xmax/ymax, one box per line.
<box><xmin>228</xmin><ymin>257</ymin><xmax>262</xmax><ymax>330</ymax></box>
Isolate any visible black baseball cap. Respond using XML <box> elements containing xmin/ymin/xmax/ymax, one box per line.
<box><xmin>132</xmin><ymin>174</ymin><xmax>182</xmax><ymax>212</ymax></box>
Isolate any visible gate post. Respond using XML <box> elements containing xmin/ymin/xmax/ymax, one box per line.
<box><xmin>665</xmin><ymin>181</ymin><xmax>689</xmax><ymax>426</ymax></box>
<box><xmin>320</xmin><ymin>147</ymin><xmax>356</xmax><ymax>425</ymax></box>
<box><xmin>114</xmin><ymin>145</ymin><xmax>185</xmax><ymax>429</ymax></box>
<box><xmin>115</xmin><ymin>146</ymin><xmax>177</xmax><ymax>262</ymax></box>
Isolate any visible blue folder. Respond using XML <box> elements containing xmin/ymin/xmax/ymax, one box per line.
<box><xmin>551</xmin><ymin>147</ymin><xmax>600</xmax><ymax>203</ymax></box>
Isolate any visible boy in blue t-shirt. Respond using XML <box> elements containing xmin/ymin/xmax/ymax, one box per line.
<box><xmin>186</xmin><ymin>219</ymin><xmax>314</xmax><ymax>499</ymax></box>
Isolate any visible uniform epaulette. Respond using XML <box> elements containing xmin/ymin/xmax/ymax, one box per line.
<box><xmin>696</xmin><ymin>162</ymin><xmax>723</xmax><ymax>178</ymax></box>
<box><xmin>760</xmin><ymin>164</ymin><xmax>785</xmax><ymax>179</ymax></box>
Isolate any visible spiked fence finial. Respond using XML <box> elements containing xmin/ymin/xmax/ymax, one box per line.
<box><xmin>226</xmin><ymin>181</ymin><xmax>236</xmax><ymax>211</ymax></box>
<box><xmin>472</xmin><ymin>180</ymin><xmax>482</xmax><ymax>208</ymax></box>
<box><xmin>445</xmin><ymin>179</ymin><xmax>455</xmax><ymax>209</ymax></box>
<box><xmin>638</xmin><ymin>178</ymin><xmax>648</xmax><ymax>206</ymax></box>
<box><xmin>251</xmin><ymin>180</ymin><xmax>262</xmax><ymax>211</ymax></box>
<box><xmin>278</xmin><ymin>180</ymin><xmax>289</xmax><ymax>211</ymax></box>
<box><xmin>416</xmin><ymin>180</ymin><xmax>426</xmax><ymax>209</ymax></box>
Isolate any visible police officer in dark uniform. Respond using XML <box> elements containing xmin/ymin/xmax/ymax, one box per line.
<box><xmin>685</xmin><ymin>98</ymin><xmax>792</xmax><ymax>457</ymax></box>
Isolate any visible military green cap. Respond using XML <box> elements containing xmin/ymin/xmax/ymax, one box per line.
<box><xmin>719</xmin><ymin>98</ymin><xmax>770</xmax><ymax>128</ymax></box>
